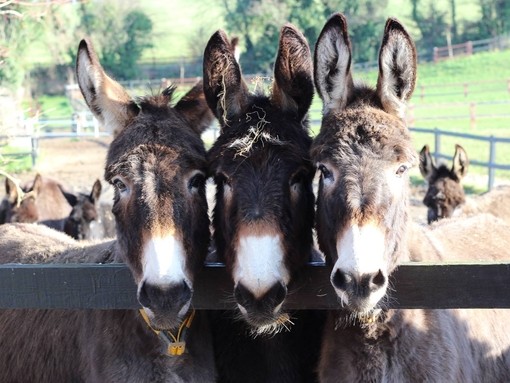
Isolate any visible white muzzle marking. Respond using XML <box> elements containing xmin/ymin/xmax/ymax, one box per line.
<box><xmin>141</xmin><ymin>235</ymin><xmax>189</xmax><ymax>287</ymax></box>
<box><xmin>332</xmin><ymin>223</ymin><xmax>388</xmax><ymax>308</ymax></box>
<box><xmin>234</xmin><ymin>234</ymin><xmax>289</xmax><ymax>299</ymax></box>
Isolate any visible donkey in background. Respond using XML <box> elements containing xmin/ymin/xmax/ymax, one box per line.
<box><xmin>312</xmin><ymin>13</ymin><xmax>510</xmax><ymax>382</ymax></box>
<box><xmin>0</xmin><ymin>38</ymin><xmax>216</xmax><ymax>382</ymax></box>
<box><xmin>419</xmin><ymin>144</ymin><xmax>469</xmax><ymax>223</ymax></box>
<box><xmin>203</xmin><ymin>24</ymin><xmax>323</xmax><ymax>382</ymax></box>
<box><xmin>420</xmin><ymin>144</ymin><xmax>510</xmax><ymax>224</ymax></box>
<box><xmin>1</xmin><ymin>174</ymin><xmax>113</xmax><ymax>240</ymax></box>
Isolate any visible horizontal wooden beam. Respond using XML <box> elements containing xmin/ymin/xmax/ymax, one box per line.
<box><xmin>0</xmin><ymin>262</ymin><xmax>510</xmax><ymax>310</ymax></box>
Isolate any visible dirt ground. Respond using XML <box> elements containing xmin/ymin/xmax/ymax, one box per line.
<box><xmin>11</xmin><ymin>136</ymin><xmax>429</xmax><ymax>224</ymax></box>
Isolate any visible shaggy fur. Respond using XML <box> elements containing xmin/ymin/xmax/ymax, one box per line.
<box><xmin>0</xmin><ymin>38</ymin><xmax>216</xmax><ymax>383</ymax></box>
<box><xmin>204</xmin><ymin>26</ymin><xmax>322</xmax><ymax>382</ymax></box>
<box><xmin>312</xmin><ymin>14</ymin><xmax>510</xmax><ymax>383</ymax></box>
<box><xmin>455</xmin><ymin>185</ymin><xmax>510</xmax><ymax>224</ymax></box>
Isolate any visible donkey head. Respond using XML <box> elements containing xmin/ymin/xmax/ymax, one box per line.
<box><xmin>63</xmin><ymin>179</ymin><xmax>102</xmax><ymax>240</ymax></box>
<box><xmin>204</xmin><ymin>25</ymin><xmax>314</xmax><ymax>332</ymax></box>
<box><xmin>312</xmin><ymin>14</ymin><xmax>417</xmax><ymax>315</ymax></box>
<box><xmin>420</xmin><ymin>144</ymin><xmax>468</xmax><ymax>223</ymax></box>
<box><xmin>76</xmin><ymin>39</ymin><xmax>213</xmax><ymax>329</ymax></box>
<box><xmin>4</xmin><ymin>174</ymin><xmax>43</xmax><ymax>223</ymax></box>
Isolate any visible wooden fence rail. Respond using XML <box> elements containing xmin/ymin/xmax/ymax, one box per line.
<box><xmin>410</xmin><ymin>127</ymin><xmax>510</xmax><ymax>190</ymax></box>
<box><xmin>1</xmin><ymin>262</ymin><xmax>510</xmax><ymax>310</ymax></box>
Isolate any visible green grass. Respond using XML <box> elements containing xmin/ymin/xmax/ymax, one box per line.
<box><xmin>0</xmin><ymin>146</ymin><xmax>33</xmax><ymax>174</ymax></box>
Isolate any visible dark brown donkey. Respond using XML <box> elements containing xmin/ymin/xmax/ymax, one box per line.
<box><xmin>1</xmin><ymin>175</ymin><xmax>108</xmax><ymax>240</ymax></box>
<box><xmin>204</xmin><ymin>26</ymin><xmax>322</xmax><ymax>382</ymax></box>
<box><xmin>1</xmin><ymin>173</ymin><xmax>72</xmax><ymax>228</ymax></box>
<box><xmin>312</xmin><ymin>14</ymin><xmax>510</xmax><ymax>382</ymax></box>
<box><xmin>0</xmin><ymin>38</ymin><xmax>216</xmax><ymax>382</ymax></box>
<box><xmin>419</xmin><ymin>144</ymin><xmax>469</xmax><ymax>223</ymax></box>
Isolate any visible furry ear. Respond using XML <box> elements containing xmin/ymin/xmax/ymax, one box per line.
<box><xmin>31</xmin><ymin>174</ymin><xmax>43</xmax><ymax>196</ymax></box>
<box><xmin>419</xmin><ymin>145</ymin><xmax>436</xmax><ymax>181</ymax></box>
<box><xmin>314</xmin><ymin>13</ymin><xmax>353</xmax><ymax>114</ymax></box>
<box><xmin>75</xmin><ymin>38</ymin><xmax>139</xmax><ymax>137</ymax></box>
<box><xmin>451</xmin><ymin>144</ymin><xmax>469</xmax><ymax>180</ymax></box>
<box><xmin>5</xmin><ymin>177</ymin><xmax>19</xmax><ymax>204</ymax></box>
<box><xmin>376</xmin><ymin>18</ymin><xmax>417</xmax><ymax>119</ymax></box>
<box><xmin>203</xmin><ymin>30</ymin><xmax>249</xmax><ymax>130</ymax></box>
<box><xmin>174</xmin><ymin>80</ymin><xmax>215</xmax><ymax>135</ymax></box>
<box><xmin>271</xmin><ymin>23</ymin><xmax>314</xmax><ymax>121</ymax></box>
<box><xmin>90</xmin><ymin>179</ymin><xmax>102</xmax><ymax>203</ymax></box>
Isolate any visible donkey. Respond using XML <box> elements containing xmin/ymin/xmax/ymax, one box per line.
<box><xmin>2</xmin><ymin>173</ymin><xmax>72</xmax><ymax>228</ymax></box>
<box><xmin>2</xmin><ymin>175</ymin><xmax>111</xmax><ymax>240</ymax></box>
<box><xmin>312</xmin><ymin>14</ymin><xmax>510</xmax><ymax>382</ymax></box>
<box><xmin>63</xmin><ymin>178</ymin><xmax>106</xmax><ymax>240</ymax></box>
<box><xmin>419</xmin><ymin>144</ymin><xmax>469</xmax><ymax>223</ymax></box>
<box><xmin>203</xmin><ymin>25</ymin><xmax>322</xmax><ymax>382</ymax></box>
<box><xmin>0</xmin><ymin>38</ymin><xmax>216</xmax><ymax>382</ymax></box>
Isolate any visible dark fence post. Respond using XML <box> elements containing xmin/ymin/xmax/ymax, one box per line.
<box><xmin>488</xmin><ymin>136</ymin><xmax>496</xmax><ymax>191</ymax></box>
<box><xmin>434</xmin><ymin>128</ymin><xmax>441</xmax><ymax>164</ymax></box>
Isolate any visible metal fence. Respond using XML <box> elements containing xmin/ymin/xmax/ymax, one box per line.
<box><xmin>410</xmin><ymin>127</ymin><xmax>510</xmax><ymax>190</ymax></box>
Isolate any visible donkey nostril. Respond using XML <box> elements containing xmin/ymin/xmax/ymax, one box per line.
<box><xmin>265</xmin><ymin>282</ymin><xmax>287</xmax><ymax>307</ymax></box>
<box><xmin>332</xmin><ymin>269</ymin><xmax>350</xmax><ymax>290</ymax></box>
<box><xmin>371</xmin><ymin>270</ymin><xmax>386</xmax><ymax>289</ymax></box>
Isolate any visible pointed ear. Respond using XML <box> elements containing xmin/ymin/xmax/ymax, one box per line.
<box><xmin>31</xmin><ymin>174</ymin><xmax>43</xmax><ymax>196</ymax></box>
<box><xmin>376</xmin><ymin>18</ymin><xmax>417</xmax><ymax>119</ymax></box>
<box><xmin>419</xmin><ymin>145</ymin><xmax>436</xmax><ymax>181</ymax></box>
<box><xmin>174</xmin><ymin>80</ymin><xmax>215</xmax><ymax>135</ymax></box>
<box><xmin>203</xmin><ymin>30</ymin><xmax>249</xmax><ymax>129</ymax></box>
<box><xmin>5</xmin><ymin>177</ymin><xmax>19</xmax><ymax>204</ymax></box>
<box><xmin>271</xmin><ymin>23</ymin><xmax>314</xmax><ymax>121</ymax></box>
<box><xmin>90</xmin><ymin>179</ymin><xmax>102</xmax><ymax>202</ymax></box>
<box><xmin>75</xmin><ymin>38</ymin><xmax>139</xmax><ymax>137</ymax></box>
<box><xmin>314</xmin><ymin>13</ymin><xmax>353</xmax><ymax>115</ymax></box>
<box><xmin>452</xmin><ymin>144</ymin><xmax>469</xmax><ymax>180</ymax></box>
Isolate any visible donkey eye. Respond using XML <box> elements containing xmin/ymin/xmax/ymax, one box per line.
<box><xmin>188</xmin><ymin>173</ymin><xmax>205</xmax><ymax>192</ymax></box>
<box><xmin>318</xmin><ymin>164</ymin><xmax>333</xmax><ymax>181</ymax></box>
<box><xmin>112</xmin><ymin>178</ymin><xmax>127</xmax><ymax>192</ymax></box>
<box><xmin>396</xmin><ymin>164</ymin><xmax>409</xmax><ymax>177</ymax></box>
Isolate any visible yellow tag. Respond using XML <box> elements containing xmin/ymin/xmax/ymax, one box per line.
<box><xmin>168</xmin><ymin>342</ymin><xmax>186</xmax><ymax>356</ymax></box>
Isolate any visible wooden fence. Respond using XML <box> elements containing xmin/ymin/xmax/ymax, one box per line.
<box><xmin>410</xmin><ymin>127</ymin><xmax>510</xmax><ymax>190</ymax></box>
<box><xmin>1</xmin><ymin>262</ymin><xmax>510</xmax><ymax>310</ymax></box>
<box><xmin>433</xmin><ymin>34</ymin><xmax>510</xmax><ymax>62</ymax></box>
<box><xmin>406</xmin><ymin>100</ymin><xmax>510</xmax><ymax>129</ymax></box>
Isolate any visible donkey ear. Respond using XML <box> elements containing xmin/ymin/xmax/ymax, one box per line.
<box><xmin>174</xmin><ymin>80</ymin><xmax>215</xmax><ymax>135</ymax></box>
<box><xmin>90</xmin><ymin>179</ymin><xmax>102</xmax><ymax>202</ymax></box>
<box><xmin>31</xmin><ymin>174</ymin><xmax>43</xmax><ymax>196</ymax></box>
<box><xmin>419</xmin><ymin>145</ymin><xmax>436</xmax><ymax>181</ymax></box>
<box><xmin>376</xmin><ymin>18</ymin><xmax>417</xmax><ymax>119</ymax></box>
<box><xmin>75</xmin><ymin>39</ymin><xmax>139</xmax><ymax>137</ymax></box>
<box><xmin>5</xmin><ymin>177</ymin><xmax>18</xmax><ymax>204</ymax></box>
<box><xmin>314</xmin><ymin>13</ymin><xmax>353</xmax><ymax>114</ymax></box>
<box><xmin>271</xmin><ymin>23</ymin><xmax>314</xmax><ymax>121</ymax></box>
<box><xmin>203</xmin><ymin>30</ymin><xmax>249</xmax><ymax>129</ymax></box>
<box><xmin>452</xmin><ymin>144</ymin><xmax>469</xmax><ymax>180</ymax></box>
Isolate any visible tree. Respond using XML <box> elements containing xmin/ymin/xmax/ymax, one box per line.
<box><xmin>74</xmin><ymin>1</ymin><xmax>153</xmax><ymax>80</ymax></box>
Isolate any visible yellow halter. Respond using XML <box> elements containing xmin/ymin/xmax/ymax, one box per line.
<box><xmin>139</xmin><ymin>308</ymin><xmax>195</xmax><ymax>356</ymax></box>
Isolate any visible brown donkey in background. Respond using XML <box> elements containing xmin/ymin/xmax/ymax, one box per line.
<box><xmin>0</xmin><ymin>39</ymin><xmax>216</xmax><ymax>382</ymax></box>
<box><xmin>1</xmin><ymin>175</ymin><xmax>111</xmax><ymax>240</ymax></box>
<box><xmin>419</xmin><ymin>144</ymin><xmax>468</xmax><ymax>223</ymax></box>
<box><xmin>204</xmin><ymin>25</ymin><xmax>322</xmax><ymax>382</ymax></box>
<box><xmin>312</xmin><ymin>14</ymin><xmax>510</xmax><ymax>382</ymax></box>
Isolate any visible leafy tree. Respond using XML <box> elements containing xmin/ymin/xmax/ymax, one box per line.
<box><xmin>74</xmin><ymin>1</ymin><xmax>153</xmax><ymax>80</ymax></box>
